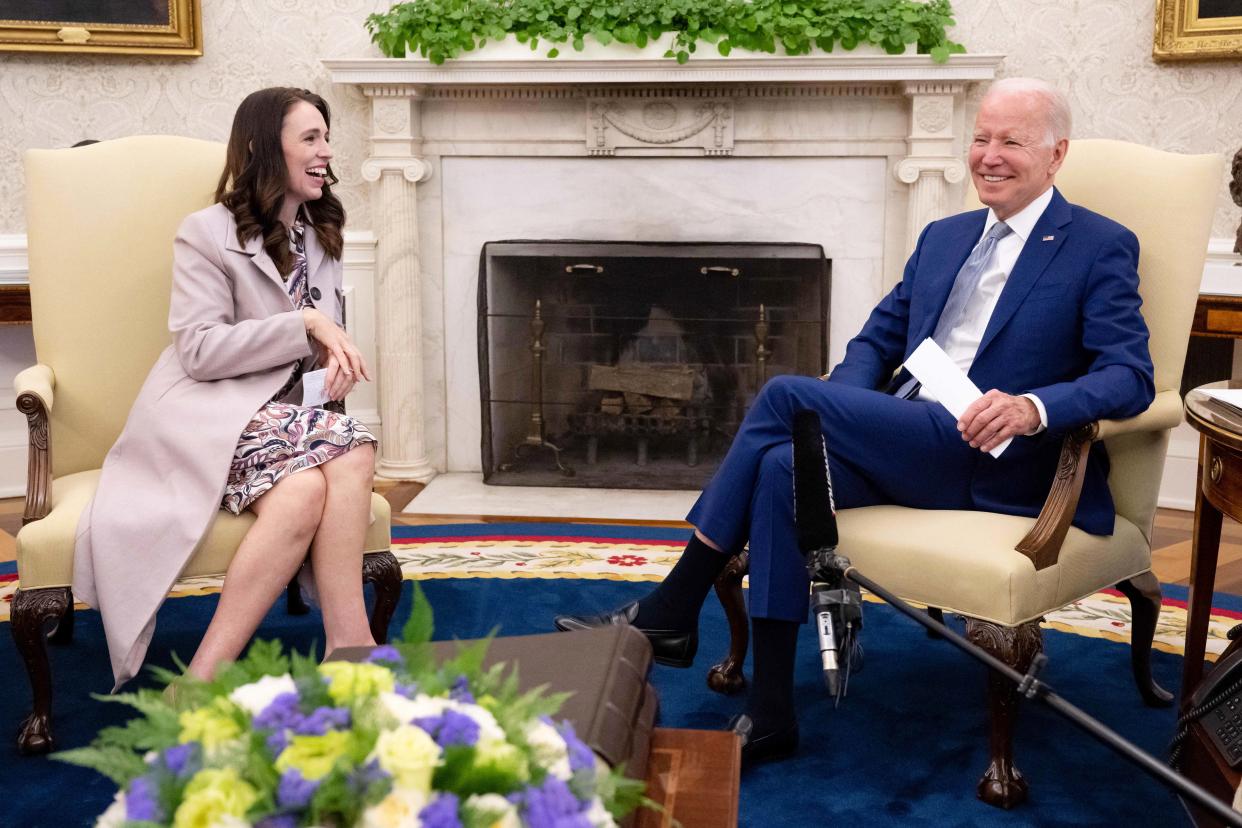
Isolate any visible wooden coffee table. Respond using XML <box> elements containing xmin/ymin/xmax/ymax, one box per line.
<box><xmin>637</xmin><ymin>728</ymin><xmax>741</xmax><ymax>828</ymax></box>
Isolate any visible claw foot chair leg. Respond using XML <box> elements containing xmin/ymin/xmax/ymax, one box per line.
<box><xmin>1114</xmin><ymin>571</ymin><xmax>1174</xmax><ymax>707</ymax></box>
<box><xmin>47</xmin><ymin>601</ymin><xmax>74</xmax><ymax>645</ymax></box>
<box><xmin>965</xmin><ymin>618</ymin><xmax>1043</xmax><ymax>809</ymax></box>
<box><xmin>11</xmin><ymin>587</ymin><xmax>71</xmax><ymax>755</ymax></box>
<box><xmin>363</xmin><ymin>551</ymin><xmax>402</xmax><ymax>645</ymax></box>
<box><xmin>707</xmin><ymin>550</ymin><xmax>750</xmax><ymax>695</ymax></box>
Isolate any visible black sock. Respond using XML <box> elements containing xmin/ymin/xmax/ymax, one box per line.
<box><xmin>632</xmin><ymin>534</ymin><xmax>729</xmax><ymax>632</ymax></box>
<box><xmin>745</xmin><ymin>617</ymin><xmax>799</xmax><ymax>734</ymax></box>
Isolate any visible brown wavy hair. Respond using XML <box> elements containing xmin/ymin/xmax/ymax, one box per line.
<box><xmin>215</xmin><ymin>87</ymin><xmax>344</xmax><ymax>276</ymax></box>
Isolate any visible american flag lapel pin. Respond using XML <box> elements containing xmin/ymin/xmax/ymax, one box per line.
<box><xmin>1042</xmin><ymin>235</ymin><xmax>1055</xmax><ymax>241</ymax></box>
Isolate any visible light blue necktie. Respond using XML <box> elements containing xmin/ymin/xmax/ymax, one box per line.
<box><xmin>930</xmin><ymin>220</ymin><xmax>1013</xmax><ymax>347</ymax></box>
<box><xmin>895</xmin><ymin>220</ymin><xmax>1012</xmax><ymax>399</ymax></box>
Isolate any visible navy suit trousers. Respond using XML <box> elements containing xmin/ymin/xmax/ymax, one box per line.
<box><xmin>686</xmin><ymin>375</ymin><xmax>984</xmax><ymax>623</ymax></box>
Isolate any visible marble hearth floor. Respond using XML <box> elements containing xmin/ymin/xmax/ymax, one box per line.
<box><xmin>0</xmin><ymin>485</ymin><xmax>1238</xmax><ymax>590</ymax></box>
<box><xmin>400</xmin><ymin>473</ymin><xmax>698</xmax><ymax>522</ymax></box>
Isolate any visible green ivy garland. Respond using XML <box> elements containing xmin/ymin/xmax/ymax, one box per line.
<box><xmin>366</xmin><ymin>0</ymin><xmax>965</xmax><ymax>65</ymax></box>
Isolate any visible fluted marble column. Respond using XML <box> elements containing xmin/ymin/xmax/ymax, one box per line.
<box><xmin>895</xmin><ymin>82</ymin><xmax>969</xmax><ymax>254</ymax></box>
<box><xmin>360</xmin><ymin>89</ymin><xmax>437</xmax><ymax>481</ymax></box>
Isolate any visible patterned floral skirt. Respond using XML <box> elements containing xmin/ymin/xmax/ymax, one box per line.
<box><xmin>221</xmin><ymin>402</ymin><xmax>377</xmax><ymax>515</ymax></box>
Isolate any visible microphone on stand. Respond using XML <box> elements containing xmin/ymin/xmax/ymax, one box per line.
<box><xmin>792</xmin><ymin>409</ymin><xmax>863</xmax><ymax>702</ymax></box>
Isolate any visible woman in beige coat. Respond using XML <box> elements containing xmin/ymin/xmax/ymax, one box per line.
<box><xmin>73</xmin><ymin>88</ymin><xmax>379</xmax><ymax>687</ymax></box>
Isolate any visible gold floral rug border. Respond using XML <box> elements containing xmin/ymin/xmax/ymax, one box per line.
<box><xmin>3</xmin><ymin>536</ymin><xmax>1235</xmax><ymax>658</ymax></box>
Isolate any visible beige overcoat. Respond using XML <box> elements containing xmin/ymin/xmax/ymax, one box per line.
<box><xmin>73</xmin><ymin>202</ymin><xmax>344</xmax><ymax>688</ymax></box>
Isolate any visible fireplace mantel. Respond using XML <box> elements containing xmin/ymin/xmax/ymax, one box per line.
<box><xmin>325</xmin><ymin>52</ymin><xmax>1003</xmax><ymax>86</ymax></box>
<box><xmin>325</xmin><ymin>52</ymin><xmax>1003</xmax><ymax>482</ymax></box>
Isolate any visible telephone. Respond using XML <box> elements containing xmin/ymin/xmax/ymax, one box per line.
<box><xmin>1173</xmin><ymin>630</ymin><xmax>1242</xmax><ymax>769</ymax></box>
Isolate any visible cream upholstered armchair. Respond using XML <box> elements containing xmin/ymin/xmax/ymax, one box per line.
<box><xmin>12</xmin><ymin>136</ymin><xmax>401</xmax><ymax>755</ymax></box>
<box><xmin>708</xmin><ymin>139</ymin><xmax>1224</xmax><ymax>807</ymax></box>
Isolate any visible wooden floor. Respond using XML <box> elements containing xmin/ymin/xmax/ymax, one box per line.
<box><xmin>5</xmin><ymin>484</ymin><xmax>1242</xmax><ymax>593</ymax></box>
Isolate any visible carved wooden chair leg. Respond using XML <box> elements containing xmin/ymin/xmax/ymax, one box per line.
<box><xmin>47</xmin><ymin>601</ymin><xmax>75</xmax><ymax>645</ymax></box>
<box><xmin>363</xmin><ymin>550</ymin><xmax>402</xmax><ymax>645</ymax></box>
<box><xmin>286</xmin><ymin>577</ymin><xmax>310</xmax><ymax>616</ymax></box>
<box><xmin>707</xmin><ymin>550</ymin><xmax>750</xmax><ymax>695</ymax></box>
<box><xmin>11</xmin><ymin>587</ymin><xmax>71</xmax><ymax>755</ymax></box>
<box><xmin>1114</xmin><ymin>571</ymin><xmax>1174</xmax><ymax>707</ymax></box>
<box><xmin>965</xmin><ymin>618</ymin><xmax>1043</xmax><ymax>809</ymax></box>
<box><xmin>926</xmin><ymin>607</ymin><xmax>945</xmax><ymax>639</ymax></box>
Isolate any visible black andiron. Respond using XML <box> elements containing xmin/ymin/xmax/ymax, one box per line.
<box><xmin>500</xmin><ymin>299</ymin><xmax>575</xmax><ymax>476</ymax></box>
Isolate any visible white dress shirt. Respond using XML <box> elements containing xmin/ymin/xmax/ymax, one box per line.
<box><xmin>917</xmin><ymin>186</ymin><xmax>1054</xmax><ymax>432</ymax></box>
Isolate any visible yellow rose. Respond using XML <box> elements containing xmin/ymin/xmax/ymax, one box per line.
<box><xmin>318</xmin><ymin>662</ymin><xmax>395</xmax><ymax>705</ymax></box>
<box><xmin>172</xmin><ymin>768</ymin><xmax>257</xmax><ymax>828</ymax></box>
<box><xmin>274</xmin><ymin>730</ymin><xmax>353</xmax><ymax>781</ymax></box>
<box><xmin>360</xmin><ymin>788</ymin><xmax>429</xmax><ymax>828</ymax></box>
<box><xmin>369</xmin><ymin>724</ymin><xmax>442</xmax><ymax>792</ymax></box>
<box><xmin>178</xmin><ymin>698</ymin><xmax>242</xmax><ymax>750</ymax></box>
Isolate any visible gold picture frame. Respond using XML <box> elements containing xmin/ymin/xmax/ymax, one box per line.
<box><xmin>1155</xmin><ymin>0</ymin><xmax>1242</xmax><ymax>60</ymax></box>
<box><xmin>0</xmin><ymin>0</ymin><xmax>201</xmax><ymax>56</ymax></box>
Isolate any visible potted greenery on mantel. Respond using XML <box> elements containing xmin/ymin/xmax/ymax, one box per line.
<box><xmin>366</xmin><ymin>0</ymin><xmax>965</xmax><ymax>65</ymax></box>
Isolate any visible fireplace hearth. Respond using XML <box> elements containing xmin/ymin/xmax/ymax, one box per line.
<box><xmin>479</xmin><ymin>241</ymin><xmax>829</xmax><ymax>489</ymax></box>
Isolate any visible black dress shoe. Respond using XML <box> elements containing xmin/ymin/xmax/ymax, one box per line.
<box><xmin>553</xmin><ymin>601</ymin><xmax>698</xmax><ymax>668</ymax></box>
<box><xmin>728</xmin><ymin>713</ymin><xmax>799</xmax><ymax>766</ymax></box>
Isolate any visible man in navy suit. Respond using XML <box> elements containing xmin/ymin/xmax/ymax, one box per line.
<box><xmin>555</xmin><ymin>78</ymin><xmax>1155</xmax><ymax>763</ymax></box>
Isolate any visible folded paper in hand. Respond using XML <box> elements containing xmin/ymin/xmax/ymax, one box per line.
<box><xmin>903</xmin><ymin>338</ymin><xmax>1011</xmax><ymax>458</ymax></box>
<box><xmin>302</xmin><ymin>368</ymin><xmax>329</xmax><ymax>407</ymax></box>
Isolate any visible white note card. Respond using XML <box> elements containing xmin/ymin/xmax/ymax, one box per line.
<box><xmin>1200</xmin><ymin>388</ymin><xmax>1242</xmax><ymax>416</ymax></box>
<box><xmin>902</xmin><ymin>338</ymin><xmax>1011</xmax><ymax>458</ymax></box>
<box><xmin>301</xmin><ymin>368</ymin><xmax>329</xmax><ymax>407</ymax></box>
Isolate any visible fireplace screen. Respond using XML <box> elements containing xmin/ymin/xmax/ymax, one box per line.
<box><xmin>479</xmin><ymin>241</ymin><xmax>830</xmax><ymax>489</ymax></box>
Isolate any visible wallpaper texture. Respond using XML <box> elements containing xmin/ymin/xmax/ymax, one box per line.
<box><xmin>0</xmin><ymin>0</ymin><xmax>1239</xmax><ymax>239</ymax></box>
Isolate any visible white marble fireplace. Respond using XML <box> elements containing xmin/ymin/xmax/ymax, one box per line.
<box><xmin>325</xmin><ymin>51</ymin><xmax>1003</xmax><ymax>509</ymax></box>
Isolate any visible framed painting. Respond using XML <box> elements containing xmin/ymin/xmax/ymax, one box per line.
<box><xmin>1155</xmin><ymin>0</ymin><xmax>1242</xmax><ymax>60</ymax></box>
<box><xmin>0</xmin><ymin>0</ymin><xmax>201</xmax><ymax>56</ymax></box>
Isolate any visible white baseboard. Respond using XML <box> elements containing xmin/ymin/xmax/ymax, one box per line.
<box><xmin>0</xmin><ymin>441</ymin><xmax>25</xmax><ymax>498</ymax></box>
<box><xmin>1157</xmin><ymin>422</ymin><xmax>1199</xmax><ymax>512</ymax></box>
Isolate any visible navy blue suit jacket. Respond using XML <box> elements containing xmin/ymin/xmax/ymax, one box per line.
<box><xmin>827</xmin><ymin>188</ymin><xmax>1155</xmax><ymax>535</ymax></box>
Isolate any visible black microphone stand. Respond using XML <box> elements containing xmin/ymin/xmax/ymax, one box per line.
<box><xmin>816</xmin><ymin>551</ymin><xmax>1242</xmax><ymax>828</ymax></box>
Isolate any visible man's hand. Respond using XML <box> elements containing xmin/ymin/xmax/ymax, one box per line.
<box><xmin>957</xmin><ymin>390</ymin><xmax>1040</xmax><ymax>453</ymax></box>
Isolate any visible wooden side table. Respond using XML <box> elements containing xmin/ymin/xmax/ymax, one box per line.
<box><xmin>1184</xmin><ymin>382</ymin><xmax>1242</xmax><ymax>697</ymax></box>
<box><xmin>636</xmin><ymin>728</ymin><xmax>741</xmax><ymax>828</ymax></box>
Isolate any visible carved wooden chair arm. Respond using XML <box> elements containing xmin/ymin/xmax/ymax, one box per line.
<box><xmin>15</xmin><ymin>364</ymin><xmax>56</xmax><ymax>525</ymax></box>
<box><xmin>1014</xmin><ymin>390</ymin><xmax>1182</xmax><ymax>571</ymax></box>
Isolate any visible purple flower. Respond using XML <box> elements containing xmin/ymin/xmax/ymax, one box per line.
<box><xmin>161</xmin><ymin>742</ymin><xmax>199</xmax><ymax>778</ymax></box>
<box><xmin>395</xmin><ymin>681</ymin><xmax>419</xmax><ymax>698</ymax></box>
<box><xmin>419</xmin><ymin>793</ymin><xmax>463</xmax><ymax>828</ymax></box>
<box><xmin>277</xmin><ymin>768</ymin><xmax>319</xmax><ymax>810</ymax></box>
<box><xmin>266</xmin><ymin>729</ymin><xmax>291</xmax><ymax>756</ymax></box>
<box><xmin>254</xmin><ymin>692</ymin><xmax>303</xmax><ymax>731</ymax></box>
<box><xmin>365</xmin><ymin>645</ymin><xmax>404</xmax><ymax>666</ymax></box>
<box><xmin>558</xmin><ymin>722</ymin><xmax>596</xmax><ymax>775</ymax></box>
<box><xmin>125</xmin><ymin>775</ymin><xmax>163</xmax><ymax>822</ymax></box>
<box><xmin>293</xmin><ymin>706</ymin><xmax>351</xmax><ymax>736</ymax></box>
<box><xmin>415</xmin><ymin>709</ymin><xmax>480</xmax><ymax>748</ymax></box>
<box><xmin>349</xmin><ymin>759</ymin><xmax>391</xmax><ymax>794</ymax></box>
<box><xmin>449</xmin><ymin>675</ymin><xmax>475</xmax><ymax>704</ymax></box>
<box><xmin>256</xmin><ymin>816</ymin><xmax>299</xmax><ymax>828</ymax></box>
<box><xmin>518</xmin><ymin>777</ymin><xmax>591</xmax><ymax>828</ymax></box>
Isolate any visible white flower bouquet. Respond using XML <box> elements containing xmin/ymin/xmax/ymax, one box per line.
<box><xmin>58</xmin><ymin>587</ymin><xmax>647</xmax><ymax>828</ymax></box>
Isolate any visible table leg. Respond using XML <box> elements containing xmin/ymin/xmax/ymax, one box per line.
<box><xmin>1183</xmin><ymin>477</ymin><xmax>1224</xmax><ymax>703</ymax></box>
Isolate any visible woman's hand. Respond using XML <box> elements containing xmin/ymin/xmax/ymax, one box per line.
<box><xmin>302</xmin><ymin>308</ymin><xmax>371</xmax><ymax>400</ymax></box>
<box><xmin>323</xmin><ymin>354</ymin><xmax>358</xmax><ymax>401</ymax></box>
